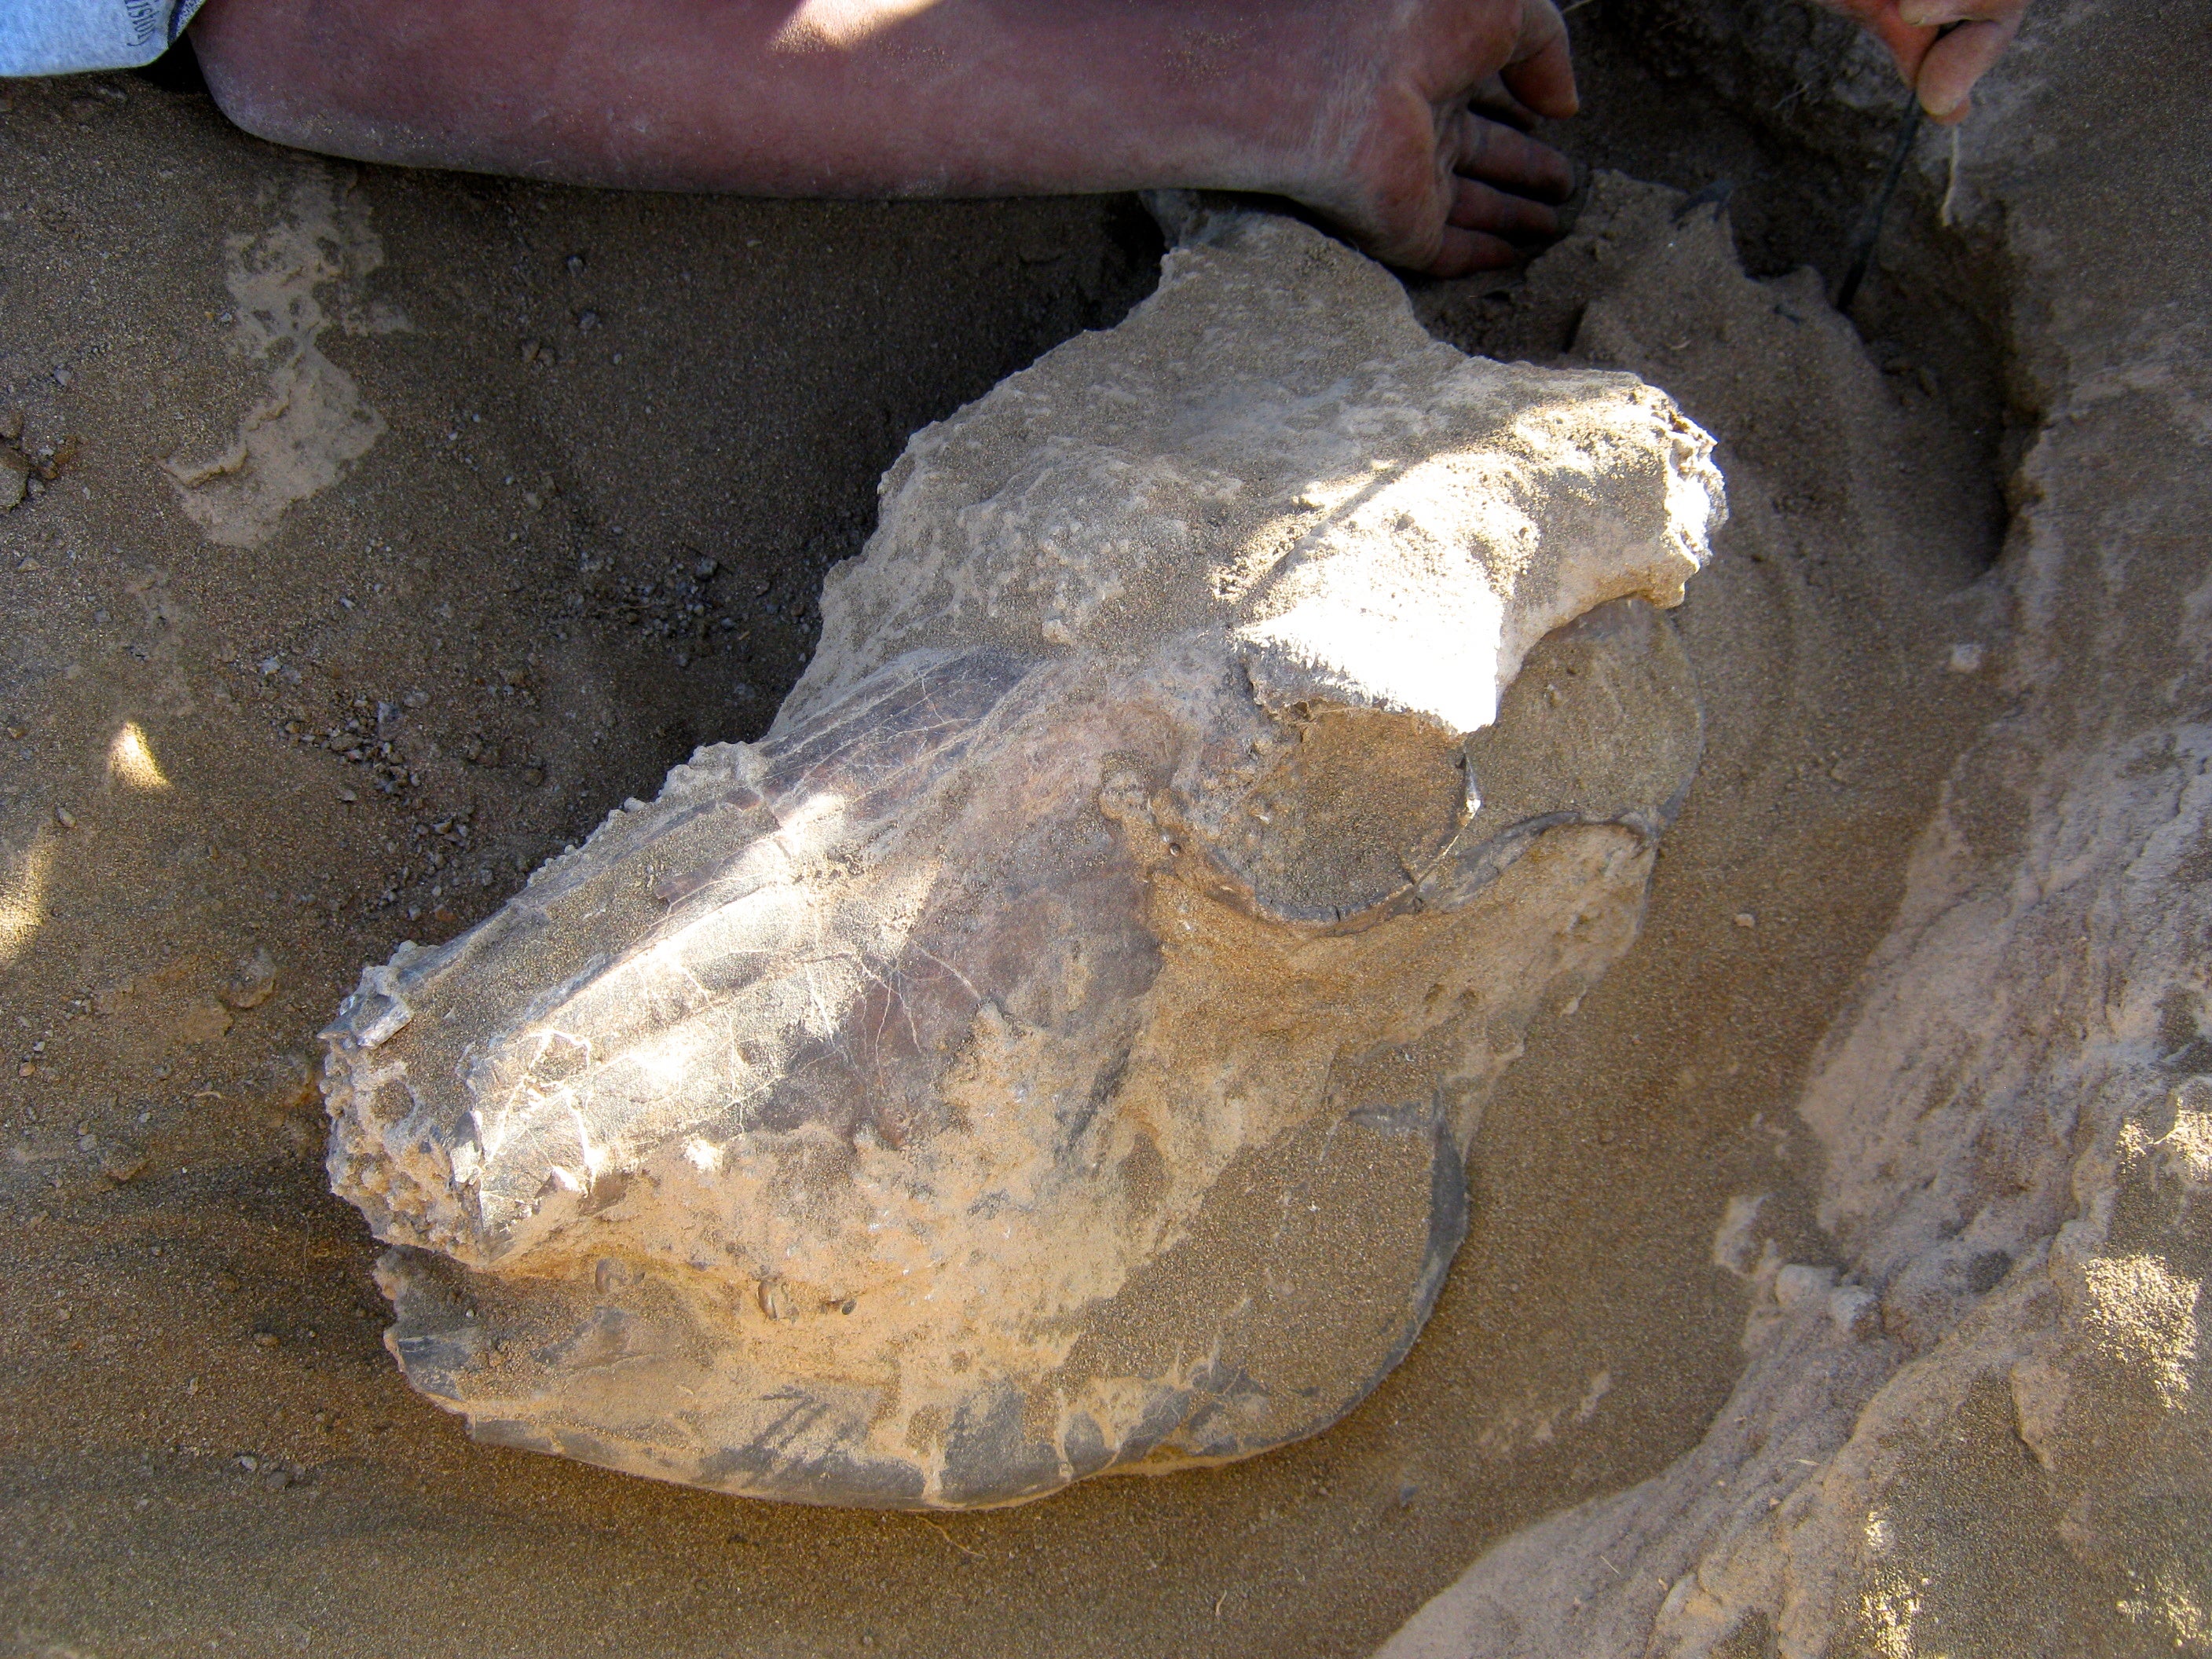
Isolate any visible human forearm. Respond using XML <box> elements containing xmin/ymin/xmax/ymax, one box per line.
<box><xmin>192</xmin><ymin>0</ymin><xmax>1350</xmax><ymax>199</ymax></box>
<box><xmin>189</xmin><ymin>0</ymin><xmax>1578</xmax><ymax>277</ymax></box>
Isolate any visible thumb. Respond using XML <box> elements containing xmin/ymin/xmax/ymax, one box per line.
<box><xmin>1916</xmin><ymin>4</ymin><xmax>2026</xmax><ymax>119</ymax></box>
<box><xmin>1499</xmin><ymin>0</ymin><xmax>1577</xmax><ymax>119</ymax></box>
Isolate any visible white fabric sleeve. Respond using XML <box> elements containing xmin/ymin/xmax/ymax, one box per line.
<box><xmin>0</xmin><ymin>0</ymin><xmax>207</xmax><ymax>77</ymax></box>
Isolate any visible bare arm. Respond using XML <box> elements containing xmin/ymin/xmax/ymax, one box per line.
<box><xmin>190</xmin><ymin>0</ymin><xmax>1580</xmax><ymax>276</ymax></box>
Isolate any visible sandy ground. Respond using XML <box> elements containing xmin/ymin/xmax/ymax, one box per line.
<box><xmin>0</xmin><ymin>26</ymin><xmax>2012</xmax><ymax>1659</ymax></box>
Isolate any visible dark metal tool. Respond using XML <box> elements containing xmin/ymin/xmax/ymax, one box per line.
<box><xmin>1833</xmin><ymin>90</ymin><xmax>1925</xmax><ymax>313</ymax></box>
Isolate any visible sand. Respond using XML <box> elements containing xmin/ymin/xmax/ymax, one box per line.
<box><xmin>0</xmin><ymin>7</ymin><xmax>2155</xmax><ymax>1655</ymax></box>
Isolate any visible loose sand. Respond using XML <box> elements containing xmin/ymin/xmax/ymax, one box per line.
<box><xmin>0</xmin><ymin>17</ymin><xmax>2031</xmax><ymax>1658</ymax></box>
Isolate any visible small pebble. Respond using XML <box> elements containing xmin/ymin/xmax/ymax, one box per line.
<box><xmin>1774</xmin><ymin>1262</ymin><xmax>1837</xmax><ymax>1310</ymax></box>
<box><xmin>1829</xmin><ymin>1285</ymin><xmax>1880</xmax><ymax>1338</ymax></box>
<box><xmin>1734</xmin><ymin>912</ymin><xmax>1756</xmax><ymax>928</ymax></box>
<box><xmin>218</xmin><ymin>948</ymin><xmax>277</xmax><ymax>1010</ymax></box>
<box><xmin>1946</xmin><ymin>641</ymin><xmax>1985</xmax><ymax>674</ymax></box>
<box><xmin>53</xmin><ymin>806</ymin><xmax>75</xmax><ymax>829</ymax></box>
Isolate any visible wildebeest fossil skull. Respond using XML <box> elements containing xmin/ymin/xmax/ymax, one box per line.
<box><xmin>323</xmin><ymin>206</ymin><xmax>1721</xmax><ymax>1509</ymax></box>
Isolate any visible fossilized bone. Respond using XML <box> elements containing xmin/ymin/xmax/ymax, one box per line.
<box><xmin>322</xmin><ymin>206</ymin><xmax>1722</xmax><ymax>1509</ymax></box>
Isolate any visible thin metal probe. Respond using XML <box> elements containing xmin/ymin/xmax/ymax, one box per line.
<box><xmin>1834</xmin><ymin>92</ymin><xmax>1924</xmax><ymax>314</ymax></box>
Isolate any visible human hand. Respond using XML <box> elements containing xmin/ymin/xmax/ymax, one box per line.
<box><xmin>1815</xmin><ymin>0</ymin><xmax>2027</xmax><ymax>123</ymax></box>
<box><xmin>1339</xmin><ymin>0</ymin><xmax>1580</xmax><ymax>276</ymax></box>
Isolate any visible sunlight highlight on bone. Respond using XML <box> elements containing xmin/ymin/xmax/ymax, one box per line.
<box><xmin>108</xmin><ymin>721</ymin><xmax>172</xmax><ymax>791</ymax></box>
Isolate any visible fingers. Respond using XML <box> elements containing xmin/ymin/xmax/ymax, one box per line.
<box><xmin>1807</xmin><ymin>0</ymin><xmax>1939</xmax><ymax>86</ymax></box>
<box><xmin>1498</xmin><ymin>0</ymin><xmax>1577</xmax><ymax>119</ymax></box>
<box><xmin>1898</xmin><ymin>0</ymin><xmax>2022</xmax><ymax>24</ymax></box>
<box><xmin>1418</xmin><ymin>112</ymin><xmax>1573</xmax><ymax>277</ymax></box>
<box><xmin>1916</xmin><ymin>3</ymin><xmax>2026</xmax><ymax>119</ymax></box>
<box><xmin>1426</xmin><ymin>226</ymin><xmax>1525</xmax><ymax>278</ymax></box>
<box><xmin>1449</xmin><ymin>176</ymin><xmax>1561</xmax><ymax>241</ymax></box>
<box><xmin>1400</xmin><ymin>5</ymin><xmax>1578</xmax><ymax>280</ymax></box>
<box><xmin>1807</xmin><ymin>0</ymin><xmax>1919</xmax><ymax>29</ymax></box>
<box><xmin>1466</xmin><ymin>72</ymin><xmax>1540</xmax><ymax>133</ymax></box>
<box><xmin>1413</xmin><ymin>169</ymin><xmax>1561</xmax><ymax>277</ymax></box>
<box><xmin>1807</xmin><ymin>0</ymin><xmax>2028</xmax><ymax>109</ymax></box>
<box><xmin>1455</xmin><ymin>110</ymin><xmax>1575</xmax><ymax>203</ymax></box>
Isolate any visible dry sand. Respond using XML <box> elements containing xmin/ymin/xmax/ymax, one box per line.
<box><xmin>0</xmin><ymin>17</ymin><xmax>2043</xmax><ymax>1659</ymax></box>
